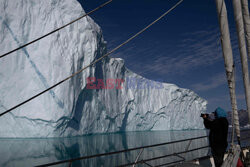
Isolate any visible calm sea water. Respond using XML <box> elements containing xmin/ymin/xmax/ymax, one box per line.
<box><xmin>0</xmin><ymin>129</ymin><xmax>249</xmax><ymax>167</ymax></box>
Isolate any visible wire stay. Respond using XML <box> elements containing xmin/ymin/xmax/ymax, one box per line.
<box><xmin>0</xmin><ymin>0</ymin><xmax>112</xmax><ymax>59</ymax></box>
<box><xmin>0</xmin><ymin>0</ymin><xmax>183</xmax><ymax>117</ymax></box>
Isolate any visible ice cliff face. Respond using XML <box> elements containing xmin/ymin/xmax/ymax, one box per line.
<box><xmin>0</xmin><ymin>0</ymin><xmax>207</xmax><ymax>137</ymax></box>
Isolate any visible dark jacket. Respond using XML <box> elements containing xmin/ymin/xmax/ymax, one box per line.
<box><xmin>204</xmin><ymin>117</ymin><xmax>229</xmax><ymax>149</ymax></box>
<box><xmin>203</xmin><ymin>107</ymin><xmax>229</xmax><ymax>149</ymax></box>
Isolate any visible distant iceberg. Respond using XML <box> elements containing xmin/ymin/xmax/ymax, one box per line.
<box><xmin>0</xmin><ymin>0</ymin><xmax>207</xmax><ymax>137</ymax></box>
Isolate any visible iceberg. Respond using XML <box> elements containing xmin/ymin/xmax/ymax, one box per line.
<box><xmin>0</xmin><ymin>0</ymin><xmax>207</xmax><ymax>137</ymax></box>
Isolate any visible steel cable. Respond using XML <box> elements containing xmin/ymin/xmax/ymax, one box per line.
<box><xmin>0</xmin><ymin>0</ymin><xmax>112</xmax><ymax>59</ymax></box>
<box><xmin>0</xmin><ymin>0</ymin><xmax>183</xmax><ymax>117</ymax></box>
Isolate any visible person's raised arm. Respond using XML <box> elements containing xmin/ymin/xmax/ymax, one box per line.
<box><xmin>202</xmin><ymin>114</ymin><xmax>215</xmax><ymax>129</ymax></box>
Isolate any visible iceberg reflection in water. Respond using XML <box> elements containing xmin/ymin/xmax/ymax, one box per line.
<box><xmin>0</xmin><ymin>130</ymin><xmax>210</xmax><ymax>167</ymax></box>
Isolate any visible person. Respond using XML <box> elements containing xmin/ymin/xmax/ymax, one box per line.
<box><xmin>201</xmin><ymin>107</ymin><xmax>229</xmax><ymax>167</ymax></box>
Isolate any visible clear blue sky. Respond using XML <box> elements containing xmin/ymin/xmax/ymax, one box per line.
<box><xmin>78</xmin><ymin>0</ymin><xmax>247</xmax><ymax>112</ymax></box>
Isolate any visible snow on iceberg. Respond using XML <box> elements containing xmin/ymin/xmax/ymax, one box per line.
<box><xmin>0</xmin><ymin>0</ymin><xmax>207</xmax><ymax>137</ymax></box>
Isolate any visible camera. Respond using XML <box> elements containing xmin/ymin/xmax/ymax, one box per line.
<box><xmin>200</xmin><ymin>113</ymin><xmax>209</xmax><ymax>118</ymax></box>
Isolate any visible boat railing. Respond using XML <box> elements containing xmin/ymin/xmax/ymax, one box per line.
<box><xmin>35</xmin><ymin>129</ymin><xmax>250</xmax><ymax>167</ymax></box>
<box><xmin>35</xmin><ymin>135</ymin><xmax>208</xmax><ymax>167</ymax></box>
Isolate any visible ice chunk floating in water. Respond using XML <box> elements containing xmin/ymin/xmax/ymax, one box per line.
<box><xmin>0</xmin><ymin>0</ymin><xmax>207</xmax><ymax>137</ymax></box>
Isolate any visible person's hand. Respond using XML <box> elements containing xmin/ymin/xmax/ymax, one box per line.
<box><xmin>201</xmin><ymin>114</ymin><xmax>207</xmax><ymax>119</ymax></box>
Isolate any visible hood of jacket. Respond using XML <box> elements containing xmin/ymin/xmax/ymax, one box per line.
<box><xmin>214</xmin><ymin>107</ymin><xmax>227</xmax><ymax>118</ymax></box>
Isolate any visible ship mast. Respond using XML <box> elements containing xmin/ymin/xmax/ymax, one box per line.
<box><xmin>232</xmin><ymin>0</ymin><xmax>250</xmax><ymax>126</ymax></box>
<box><xmin>240</xmin><ymin>0</ymin><xmax>250</xmax><ymax>124</ymax></box>
<box><xmin>241</xmin><ymin>0</ymin><xmax>250</xmax><ymax>60</ymax></box>
<box><xmin>215</xmin><ymin>0</ymin><xmax>240</xmax><ymax>143</ymax></box>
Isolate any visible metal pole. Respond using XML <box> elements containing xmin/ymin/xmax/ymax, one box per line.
<box><xmin>232</xmin><ymin>0</ymin><xmax>250</xmax><ymax>126</ymax></box>
<box><xmin>214</xmin><ymin>0</ymin><xmax>240</xmax><ymax>144</ymax></box>
<box><xmin>241</xmin><ymin>0</ymin><xmax>250</xmax><ymax>60</ymax></box>
<box><xmin>68</xmin><ymin>161</ymin><xmax>72</xmax><ymax>167</ymax></box>
<box><xmin>185</xmin><ymin>140</ymin><xmax>192</xmax><ymax>152</ymax></box>
<box><xmin>133</xmin><ymin>148</ymin><xmax>144</xmax><ymax>167</ymax></box>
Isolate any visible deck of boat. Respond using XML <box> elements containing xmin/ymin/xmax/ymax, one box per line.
<box><xmin>171</xmin><ymin>148</ymin><xmax>249</xmax><ymax>167</ymax></box>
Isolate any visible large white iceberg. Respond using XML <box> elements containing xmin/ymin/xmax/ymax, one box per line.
<box><xmin>0</xmin><ymin>0</ymin><xmax>207</xmax><ymax>137</ymax></box>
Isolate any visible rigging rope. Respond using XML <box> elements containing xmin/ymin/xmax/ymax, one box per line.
<box><xmin>0</xmin><ymin>0</ymin><xmax>112</xmax><ymax>59</ymax></box>
<box><xmin>0</xmin><ymin>0</ymin><xmax>183</xmax><ymax>117</ymax></box>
